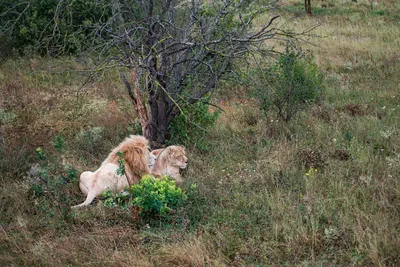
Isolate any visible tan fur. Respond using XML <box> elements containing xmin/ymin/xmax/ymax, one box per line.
<box><xmin>151</xmin><ymin>145</ymin><xmax>188</xmax><ymax>183</ymax></box>
<box><xmin>73</xmin><ymin>135</ymin><xmax>156</xmax><ymax>208</ymax></box>
<box><xmin>150</xmin><ymin>148</ymin><xmax>165</xmax><ymax>158</ymax></box>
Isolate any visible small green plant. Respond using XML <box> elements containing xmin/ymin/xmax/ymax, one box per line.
<box><xmin>36</xmin><ymin>147</ymin><xmax>46</xmax><ymax>160</ymax></box>
<box><xmin>116</xmin><ymin>151</ymin><xmax>125</xmax><ymax>176</ymax></box>
<box><xmin>53</xmin><ymin>134</ymin><xmax>65</xmax><ymax>153</ymax></box>
<box><xmin>103</xmin><ymin>175</ymin><xmax>188</xmax><ymax>218</ymax></box>
<box><xmin>305</xmin><ymin>167</ymin><xmax>318</xmax><ymax>178</ymax></box>
<box><xmin>132</xmin><ymin>175</ymin><xmax>187</xmax><ymax>216</ymax></box>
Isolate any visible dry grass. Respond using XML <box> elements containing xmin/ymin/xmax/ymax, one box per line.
<box><xmin>1</xmin><ymin>0</ymin><xmax>399</xmax><ymax>266</ymax></box>
<box><xmin>154</xmin><ymin>236</ymin><xmax>225</xmax><ymax>266</ymax></box>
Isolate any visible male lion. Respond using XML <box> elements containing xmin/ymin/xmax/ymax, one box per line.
<box><xmin>72</xmin><ymin>135</ymin><xmax>156</xmax><ymax>208</ymax></box>
<box><xmin>151</xmin><ymin>145</ymin><xmax>188</xmax><ymax>183</ymax></box>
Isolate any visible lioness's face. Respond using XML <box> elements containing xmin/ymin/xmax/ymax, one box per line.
<box><xmin>170</xmin><ymin>146</ymin><xmax>188</xmax><ymax>169</ymax></box>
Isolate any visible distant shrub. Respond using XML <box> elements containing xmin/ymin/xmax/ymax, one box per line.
<box><xmin>74</xmin><ymin>126</ymin><xmax>104</xmax><ymax>155</ymax></box>
<box><xmin>252</xmin><ymin>47</ymin><xmax>324</xmax><ymax>121</ymax></box>
<box><xmin>0</xmin><ymin>0</ymin><xmax>112</xmax><ymax>56</ymax></box>
<box><xmin>168</xmin><ymin>99</ymin><xmax>220</xmax><ymax>151</ymax></box>
<box><xmin>0</xmin><ymin>108</ymin><xmax>17</xmax><ymax>124</ymax></box>
<box><xmin>103</xmin><ymin>175</ymin><xmax>187</xmax><ymax>218</ymax></box>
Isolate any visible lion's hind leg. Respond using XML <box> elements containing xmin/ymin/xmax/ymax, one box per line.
<box><xmin>79</xmin><ymin>171</ymin><xmax>93</xmax><ymax>196</ymax></box>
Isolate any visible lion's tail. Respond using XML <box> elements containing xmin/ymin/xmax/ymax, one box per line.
<box><xmin>72</xmin><ymin>191</ymin><xmax>96</xmax><ymax>209</ymax></box>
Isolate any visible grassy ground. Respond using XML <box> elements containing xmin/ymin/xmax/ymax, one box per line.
<box><xmin>1</xmin><ymin>1</ymin><xmax>399</xmax><ymax>266</ymax></box>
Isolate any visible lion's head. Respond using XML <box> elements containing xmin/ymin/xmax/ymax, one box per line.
<box><xmin>151</xmin><ymin>145</ymin><xmax>188</xmax><ymax>182</ymax></box>
<box><xmin>103</xmin><ymin>135</ymin><xmax>156</xmax><ymax>184</ymax></box>
<box><xmin>168</xmin><ymin>146</ymin><xmax>188</xmax><ymax>169</ymax></box>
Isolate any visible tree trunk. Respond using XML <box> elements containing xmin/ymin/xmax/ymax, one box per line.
<box><xmin>147</xmin><ymin>81</ymin><xmax>169</xmax><ymax>145</ymax></box>
<box><xmin>123</xmin><ymin>69</ymin><xmax>152</xmax><ymax>139</ymax></box>
<box><xmin>305</xmin><ymin>0</ymin><xmax>312</xmax><ymax>15</ymax></box>
<box><xmin>123</xmin><ymin>69</ymin><xmax>171</xmax><ymax>147</ymax></box>
<box><xmin>132</xmin><ymin>70</ymin><xmax>150</xmax><ymax>137</ymax></box>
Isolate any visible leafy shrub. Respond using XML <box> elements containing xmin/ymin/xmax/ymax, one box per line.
<box><xmin>28</xmin><ymin>137</ymin><xmax>80</xmax><ymax>223</ymax></box>
<box><xmin>104</xmin><ymin>175</ymin><xmax>187</xmax><ymax>218</ymax></box>
<box><xmin>251</xmin><ymin>47</ymin><xmax>324</xmax><ymax>121</ymax></box>
<box><xmin>168</xmin><ymin>100</ymin><xmax>220</xmax><ymax>151</ymax></box>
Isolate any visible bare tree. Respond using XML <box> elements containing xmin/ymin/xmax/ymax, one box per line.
<box><xmin>2</xmin><ymin>0</ymin><xmax>295</xmax><ymax>145</ymax></box>
<box><xmin>94</xmin><ymin>0</ymin><xmax>293</xmax><ymax>144</ymax></box>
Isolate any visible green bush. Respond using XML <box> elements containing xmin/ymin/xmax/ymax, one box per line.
<box><xmin>168</xmin><ymin>100</ymin><xmax>220</xmax><ymax>151</ymax></box>
<box><xmin>103</xmin><ymin>175</ymin><xmax>187</xmax><ymax>218</ymax></box>
<box><xmin>28</xmin><ymin>138</ymin><xmax>80</xmax><ymax>223</ymax></box>
<box><xmin>0</xmin><ymin>0</ymin><xmax>112</xmax><ymax>57</ymax></box>
<box><xmin>252</xmin><ymin>47</ymin><xmax>324</xmax><ymax>121</ymax></box>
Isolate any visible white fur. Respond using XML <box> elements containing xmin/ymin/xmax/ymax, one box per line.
<box><xmin>72</xmin><ymin>163</ymin><xmax>129</xmax><ymax>208</ymax></box>
<box><xmin>72</xmin><ymin>153</ymin><xmax>156</xmax><ymax>208</ymax></box>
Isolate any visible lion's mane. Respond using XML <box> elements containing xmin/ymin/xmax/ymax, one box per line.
<box><xmin>102</xmin><ymin>135</ymin><xmax>151</xmax><ymax>185</ymax></box>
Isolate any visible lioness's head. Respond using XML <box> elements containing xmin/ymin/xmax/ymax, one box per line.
<box><xmin>150</xmin><ymin>145</ymin><xmax>188</xmax><ymax>183</ymax></box>
<box><xmin>167</xmin><ymin>145</ymin><xmax>188</xmax><ymax>169</ymax></box>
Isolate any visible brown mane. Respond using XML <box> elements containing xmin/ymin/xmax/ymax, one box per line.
<box><xmin>103</xmin><ymin>135</ymin><xmax>151</xmax><ymax>184</ymax></box>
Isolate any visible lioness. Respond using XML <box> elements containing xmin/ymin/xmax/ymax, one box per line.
<box><xmin>151</xmin><ymin>145</ymin><xmax>188</xmax><ymax>183</ymax></box>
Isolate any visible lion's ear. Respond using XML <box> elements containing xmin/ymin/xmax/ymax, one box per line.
<box><xmin>151</xmin><ymin>148</ymin><xmax>165</xmax><ymax>158</ymax></box>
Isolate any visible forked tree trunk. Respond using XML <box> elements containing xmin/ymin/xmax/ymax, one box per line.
<box><xmin>123</xmin><ymin>68</ymin><xmax>173</xmax><ymax>146</ymax></box>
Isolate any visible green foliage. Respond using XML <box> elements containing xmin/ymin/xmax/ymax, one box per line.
<box><xmin>103</xmin><ymin>175</ymin><xmax>187</xmax><ymax>218</ymax></box>
<box><xmin>53</xmin><ymin>134</ymin><xmax>65</xmax><ymax>153</ymax></box>
<box><xmin>0</xmin><ymin>0</ymin><xmax>112</xmax><ymax>57</ymax></box>
<box><xmin>251</xmin><ymin>47</ymin><xmax>324</xmax><ymax>121</ymax></box>
<box><xmin>116</xmin><ymin>151</ymin><xmax>125</xmax><ymax>176</ymax></box>
<box><xmin>29</xmin><ymin>146</ymin><xmax>79</xmax><ymax>222</ymax></box>
<box><xmin>168</xmin><ymin>100</ymin><xmax>220</xmax><ymax>151</ymax></box>
<box><xmin>36</xmin><ymin>147</ymin><xmax>46</xmax><ymax>160</ymax></box>
<box><xmin>132</xmin><ymin>175</ymin><xmax>187</xmax><ymax>216</ymax></box>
